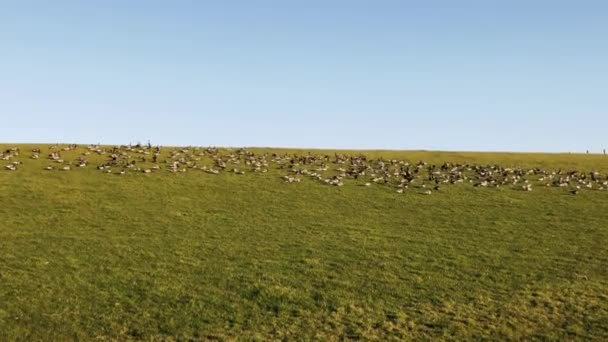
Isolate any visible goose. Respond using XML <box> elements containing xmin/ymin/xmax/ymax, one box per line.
<box><xmin>283</xmin><ymin>176</ymin><xmax>300</xmax><ymax>183</ymax></box>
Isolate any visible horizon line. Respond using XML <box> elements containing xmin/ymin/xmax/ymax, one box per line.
<box><xmin>1</xmin><ymin>141</ymin><xmax>606</xmax><ymax>156</ymax></box>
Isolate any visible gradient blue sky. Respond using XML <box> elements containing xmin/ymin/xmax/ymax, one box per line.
<box><xmin>1</xmin><ymin>1</ymin><xmax>607</xmax><ymax>152</ymax></box>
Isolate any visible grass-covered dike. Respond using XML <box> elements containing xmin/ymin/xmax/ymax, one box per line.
<box><xmin>1</xmin><ymin>144</ymin><xmax>607</xmax><ymax>340</ymax></box>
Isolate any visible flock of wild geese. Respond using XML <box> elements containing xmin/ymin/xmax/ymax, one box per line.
<box><xmin>2</xmin><ymin>144</ymin><xmax>607</xmax><ymax>195</ymax></box>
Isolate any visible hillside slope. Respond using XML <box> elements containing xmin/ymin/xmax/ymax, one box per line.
<box><xmin>1</xmin><ymin>144</ymin><xmax>607</xmax><ymax>340</ymax></box>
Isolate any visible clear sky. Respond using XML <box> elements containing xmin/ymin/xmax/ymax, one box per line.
<box><xmin>1</xmin><ymin>1</ymin><xmax>607</xmax><ymax>152</ymax></box>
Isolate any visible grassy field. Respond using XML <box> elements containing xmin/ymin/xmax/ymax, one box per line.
<box><xmin>1</xmin><ymin>144</ymin><xmax>607</xmax><ymax>340</ymax></box>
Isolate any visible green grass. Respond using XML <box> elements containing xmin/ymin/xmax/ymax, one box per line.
<box><xmin>1</xmin><ymin>144</ymin><xmax>607</xmax><ymax>340</ymax></box>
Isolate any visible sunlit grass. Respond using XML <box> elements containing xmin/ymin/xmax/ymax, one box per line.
<box><xmin>0</xmin><ymin>144</ymin><xmax>607</xmax><ymax>339</ymax></box>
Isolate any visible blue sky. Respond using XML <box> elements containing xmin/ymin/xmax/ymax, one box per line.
<box><xmin>1</xmin><ymin>1</ymin><xmax>606</xmax><ymax>152</ymax></box>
